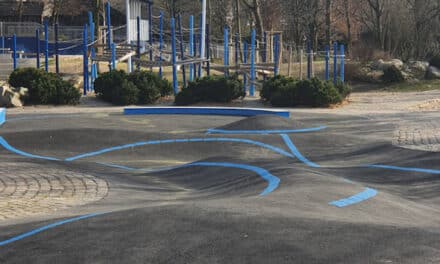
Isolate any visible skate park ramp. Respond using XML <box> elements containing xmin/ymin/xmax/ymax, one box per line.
<box><xmin>0</xmin><ymin>111</ymin><xmax>439</xmax><ymax>263</ymax></box>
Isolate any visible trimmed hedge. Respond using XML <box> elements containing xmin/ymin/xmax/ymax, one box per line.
<box><xmin>262</xmin><ymin>76</ymin><xmax>351</xmax><ymax>107</ymax></box>
<box><xmin>175</xmin><ymin>76</ymin><xmax>245</xmax><ymax>106</ymax></box>
<box><xmin>94</xmin><ymin>70</ymin><xmax>172</xmax><ymax>105</ymax></box>
<box><xmin>8</xmin><ymin>68</ymin><xmax>80</xmax><ymax>105</ymax></box>
<box><xmin>382</xmin><ymin>65</ymin><xmax>405</xmax><ymax>83</ymax></box>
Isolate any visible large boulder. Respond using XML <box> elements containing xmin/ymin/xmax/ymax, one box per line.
<box><xmin>372</xmin><ymin>59</ymin><xmax>404</xmax><ymax>71</ymax></box>
<box><xmin>426</xmin><ymin>66</ymin><xmax>440</xmax><ymax>79</ymax></box>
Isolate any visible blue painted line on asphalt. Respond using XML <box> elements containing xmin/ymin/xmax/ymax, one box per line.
<box><xmin>98</xmin><ymin>161</ymin><xmax>280</xmax><ymax>196</ymax></box>
<box><xmin>0</xmin><ymin>108</ymin><xmax>5</xmax><ymax>126</ymax></box>
<box><xmin>329</xmin><ymin>188</ymin><xmax>378</xmax><ymax>208</ymax></box>
<box><xmin>124</xmin><ymin>107</ymin><xmax>290</xmax><ymax>118</ymax></box>
<box><xmin>280</xmin><ymin>134</ymin><xmax>320</xmax><ymax>168</ymax></box>
<box><xmin>0</xmin><ymin>136</ymin><xmax>60</xmax><ymax>161</ymax></box>
<box><xmin>0</xmin><ymin>213</ymin><xmax>105</xmax><ymax>247</ymax></box>
<box><xmin>206</xmin><ymin>126</ymin><xmax>327</xmax><ymax>135</ymax></box>
<box><xmin>366</xmin><ymin>165</ymin><xmax>440</xmax><ymax>175</ymax></box>
<box><xmin>65</xmin><ymin>138</ymin><xmax>295</xmax><ymax>161</ymax></box>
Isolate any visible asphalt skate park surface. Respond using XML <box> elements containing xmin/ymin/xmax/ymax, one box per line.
<box><xmin>0</xmin><ymin>109</ymin><xmax>439</xmax><ymax>263</ymax></box>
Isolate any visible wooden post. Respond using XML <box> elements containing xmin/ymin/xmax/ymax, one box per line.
<box><xmin>287</xmin><ymin>45</ymin><xmax>292</xmax><ymax>77</ymax></box>
<box><xmin>299</xmin><ymin>49</ymin><xmax>303</xmax><ymax>80</ymax></box>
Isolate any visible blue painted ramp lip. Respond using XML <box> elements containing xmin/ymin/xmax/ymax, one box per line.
<box><xmin>0</xmin><ymin>212</ymin><xmax>105</xmax><ymax>247</ymax></box>
<box><xmin>124</xmin><ymin>107</ymin><xmax>290</xmax><ymax>118</ymax></box>
<box><xmin>280</xmin><ymin>134</ymin><xmax>320</xmax><ymax>168</ymax></box>
<box><xmin>0</xmin><ymin>108</ymin><xmax>5</xmax><ymax>126</ymax></box>
<box><xmin>367</xmin><ymin>165</ymin><xmax>440</xmax><ymax>175</ymax></box>
<box><xmin>0</xmin><ymin>136</ymin><xmax>60</xmax><ymax>161</ymax></box>
<box><xmin>98</xmin><ymin>161</ymin><xmax>280</xmax><ymax>196</ymax></box>
<box><xmin>207</xmin><ymin>126</ymin><xmax>327</xmax><ymax>135</ymax></box>
<box><xmin>329</xmin><ymin>188</ymin><xmax>378</xmax><ymax>208</ymax></box>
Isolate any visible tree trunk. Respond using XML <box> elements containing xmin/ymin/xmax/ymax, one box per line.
<box><xmin>253</xmin><ymin>0</ymin><xmax>264</xmax><ymax>42</ymax></box>
<box><xmin>343</xmin><ymin>0</ymin><xmax>352</xmax><ymax>55</ymax></box>
<box><xmin>325</xmin><ymin>0</ymin><xmax>331</xmax><ymax>45</ymax></box>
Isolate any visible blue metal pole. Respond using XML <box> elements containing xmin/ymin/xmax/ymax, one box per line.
<box><xmin>306</xmin><ymin>40</ymin><xmax>311</xmax><ymax>79</ymax></box>
<box><xmin>171</xmin><ymin>18</ymin><xmax>178</xmax><ymax>95</ymax></box>
<box><xmin>333</xmin><ymin>42</ymin><xmax>338</xmax><ymax>84</ymax></box>
<box><xmin>35</xmin><ymin>29</ymin><xmax>40</xmax><ymax>69</ymax></box>
<box><xmin>159</xmin><ymin>11</ymin><xmax>164</xmax><ymax>78</ymax></box>
<box><xmin>274</xmin><ymin>34</ymin><xmax>279</xmax><ymax>76</ymax></box>
<box><xmin>1</xmin><ymin>36</ymin><xmax>4</xmax><ymax>54</ymax></box>
<box><xmin>111</xmin><ymin>43</ymin><xmax>116</xmax><ymax>70</ymax></box>
<box><xmin>224</xmin><ymin>26</ymin><xmax>229</xmax><ymax>77</ymax></box>
<box><xmin>340</xmin><ymin>44</ymin><xmax>345</xmax><ymax>83</ymax></box>
<box><xmin>189</xmin><ymin>15</ymin><xmax>194</xmax><ymax>81</ymax></box>
<box><xmin>44</xmin><ymin>20</ymin><xmax>49</xmax><ymax>72</ymax></box>
<box><xmin>83</xmin><ymin>25</ymin><xmax>88</xmax><ymax>95</ymax></box>
<box><xmin>177</xmin><ymin>14</ymin><xmax>187</xmax><ymax>87</ymax></box>
<box><xmin>325</xmin><ymin>45</ymin><xmax>330</xmax><ymax>81</ymax></box>
<box><xmin>198</xmin><ymin>14</ymin><xmax>203</xmax><ymax>78</ymax></box>
<box><xmin>54</xmin><ymin>23</ymin><xmax>59</xmax><ymax>75</ymax></box>
<box><xmin>106</xmin><ymin>2</ymin><xmax>112</xmax><ymax>50</ymax></box>
<box><xmin>136</xmin><ymin>16</ymin><xmax>141</xmax><ymax>71</ymax></box>
<box><xmin>235</xmin><ymin>33</ymin><xmax>239</xmax><ymax>67</ymax></box>
<box><xmin>12</xmin><ymin>34</ymin><xmax>17</xmax><ymax>70</ymax></box>
<box><xmin>206</xmin><ymin>24</ymin><xmax>210</xmax><ymax>76</ymax></box>
<box><xmin>89</xmin><ymin>11</ymin><xmax>96</xmax><ymax>91</ymax></box>
<box><xmin>148</xmin><ymin>1</ymin><xmax>153</xmax><ymax>70</ymax></box>
<box><xmin>250</xmin><ymin>29</ymin><xmax>256</xmax><ymax>97</ymax></box>
<box><xmin>243</xmin><ymin>41</ymin><xmax>248</xmax><ymax>94</ymax></box>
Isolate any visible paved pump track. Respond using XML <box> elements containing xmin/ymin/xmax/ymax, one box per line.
<box><xmin>0</xmin><ymin>108</ymin><xmax>439</xmax><ymax>263</ymax></box>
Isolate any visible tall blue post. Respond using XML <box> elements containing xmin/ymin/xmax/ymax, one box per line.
<box><xmin>111</xmin><ymin>43</ymin><xmax>116</xmax><ymax>70</ymax></box>
<box><xmin>148</xmin><ymin>0</ymin><xmax>153</xmax><ymax>70</ymax></box>
<box><xmin>177</xmin><ymin>15</ymin><xmax>187</xmax><ymax>87</ymax></box>
<box><xmin>189</xmin><ymin>15</ymin><xmax>194</xmax><ymax>81</ymax></box>
<box><xmin>12</xmin><ymin>34</ymin><xmax>17</xmax><ymax>70</ymax></box>
<box><xmin>54</xmin><ymin>23</ymin><xmax>60</xmax><ymax>75</ymax></box>
<box><xmin>83</xmin><ymin>25</ymin><xmax>88</xmax><ymax>95</ymax></box>
<box><xmin>105</xmin><ymin>2</ymin><xmax>112</xmax><ymax>50</ymax></box>
<box><xmin>44</xmin><ymin>20</ymin><xmax>49</xmax><ymax>72</ymax></box>
<box><xmin>171</xmin><ymin>18</ymin><xmax>178</xmax><ymax>95</ymax></box>
<box><xmin>0</xmin><ymin>36</ymin><xmax>4</xmax><ymax>54</ymax></box>
<box><xmin>136</xmin><ymin>16</ymin><xmax>141</xmax><ymax>71</ymax></box>
<box><xmin>340</xmin><ymin>44</ymin><xmax>345</xmax><ymax>83</ymax></box>
<box><xmin>89</xmin><ymin>11</ymin><xmax>96</xmax><ymax>91</ymax></box>
<box><xmin>325</xmin><ymin>45</ymin><xmax>330</xmax><ymax>81</ymax></box>
<box><xmin>263</xmin><ymin>32</ymin><xmax>267</xmax><ymax>63</ymax></box>
<box><xmin>333</xmin><ymin>42</ymin><xmax>338</xmax><ymax>84</ymax></box>
<box><xmin>274</xmin><ymin>34</ymin><xmax>279</xmax><ymax>76</ymax></box>
<box><xmin>35</xmin><ymin>29</ymin><xmax>40</xmax><ymax>69</ymax></box>
<box><xmin>198</xmin><ymin>14</ymin><xmax>203</xmax><ymax>78</ymax></box>
<box><xmin>159</xmin><ymin>11</ymin><xmax>164</xmax><ymax>78</ymax></box>
<box><xmin>235</xmin><ymin>33</ymin><xmax>239</xmax><ymax>67</ymax></box>
<box><xmin>206</xmin><ymin>24</ymin><xmax>210</xmax><ymax>76</ymax></box>
<box><xmin>306</xmin><ymin>40</ymin><xmax>311</xmax><ymax>79</ymax></box>
<box><xmin>243</xmin><ymin>41</ymin><xmax>248</xmax><ymax>94</ymax></box>
<box><xmin>223</xmin><ymin>26</ymin><xmax>229</xmax><ymax>77</ymax></box>
<box><xmin>250</xmin><ymin>29</ymin><xmax>256</xmax><ymax>97</ymax></box>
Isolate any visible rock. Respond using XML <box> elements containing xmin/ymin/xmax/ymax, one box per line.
<box><xmin>409</xmin><ymin>61</ymin><xmax>429</xmax><ymax>72</ymax></box>
<box><xmin>372</xmin><ymin>59</ymin><xmax>404</xmax><ymax>71</ymax></box>
<box><xmin>426</xmin><ymin>66</ymin><xmax>440</xmax><ymax>79</ymax></box>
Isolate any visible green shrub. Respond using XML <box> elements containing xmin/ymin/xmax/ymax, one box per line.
<box><xmin>261</xmin><ymin>75</ymin><xmax>296</xmax><ymax>101</ymax></box>
<box><xmin>175</xmin><ymin>76</ymin><xmax>244</xmax><ymax>106</ymax></box>
<box><xmin>263</xmin><ymin>77</ymin><xmax>348</xmax><ymax>107</ymax></box>
<box><xmin>9</xmin><ymin>68</ymin><xmax>80</xmax><ymax>105</ymax></box>
<box><xmin>382</xmin><ymin>65</ymin><xmax>405</xmax><ymax>83</ymax></box>
<box><xmin>429</xmin><ymin>55</ymin><xmax>440</xmax><ymax>68</ymax></box>
<box><xmin>334</xmin><ymin>79</ymin><xmax>352</xmax><ymax>98</ymax></box>
<box><xmin>8</xmin><ymin>68</ymin><xmax>46</xmax><ymax>90</ymax></box>
<box><xmin>94</xmin><ymin>70</ymin><xmax>171</xmax><ymax>105</ymax></box>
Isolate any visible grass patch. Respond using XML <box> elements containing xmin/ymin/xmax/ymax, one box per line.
<box><xmin>384</xmin><ymin>80</ymin><xmax>440</xmax><ymax>92</ymax></box>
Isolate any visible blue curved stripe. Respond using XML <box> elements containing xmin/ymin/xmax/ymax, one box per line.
<box><xmin>0</xmin><ymin>213</ymin><xmax>105</xmax><ymax>247</ymax></box>
<box><xmin>367</xmin><ymin>165</ymin><xmax>440</xmax><ymax>175</ymax></box>
<box><xmin>98</xmin><ymin>161</ymin><xmax>280</xmax><ymax>196</ymax></box>
<box><xmin>206</xmin><ymin>126</ymin><xmax>327</xmax><ymax>135</ymax></box>
<box><xmin>65</xmin><ymin>138</ymin><xmax>295</xmax><ymax>161</ymax></box>
<box><xmin>0</xmin><ymin>136</ymin><xmax>59</xmax><ymax>161</ymax></box>
<box><xmin>0</xmin><ymin>108</ymin><xmax>5</xmax><ymax>126</ymax></box>
<box><xmin>280</xmin><ymin>134</ymin><xmax>320</xmax><ymax>168</ymax></box>
<box><xmin>124</xmin><ymin>107</ymin><xmax>290</xmax><ymax>118</ymax></box>
<box><xmin>329</xmin><ymin>188</ymin><xmax>378</xmax><ymax>208</ymax></box>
